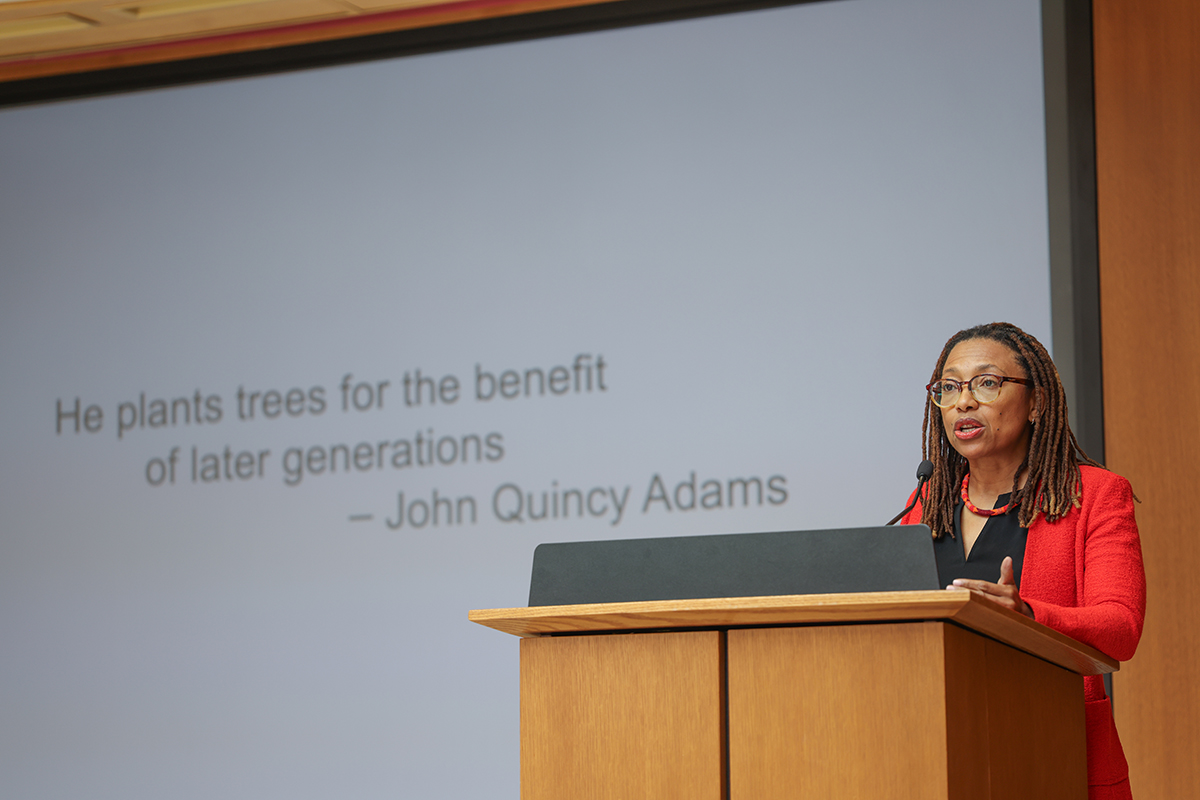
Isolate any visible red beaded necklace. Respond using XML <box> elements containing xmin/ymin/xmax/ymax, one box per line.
<box><xmin>960</xmin><ymin>474</ymin><xmax>1016</xmax><ymax>517</ymax></box>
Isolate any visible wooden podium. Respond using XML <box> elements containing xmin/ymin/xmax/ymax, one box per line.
<box><xmin>470</xmin><ymin>591</ymin><xmax>1117</xmax><ymax>800</ymax></box>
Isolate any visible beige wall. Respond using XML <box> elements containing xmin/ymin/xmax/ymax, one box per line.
<box><xmin>1094</xmin><ymin>0</ymin><xmax>1200</xmax><ymax>796</ymax></box>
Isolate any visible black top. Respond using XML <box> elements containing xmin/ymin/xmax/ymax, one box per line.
<box><xmin>933</xmin><ymin>492</ymin><xmax>1027</xmax><ymax>589</ymax></box>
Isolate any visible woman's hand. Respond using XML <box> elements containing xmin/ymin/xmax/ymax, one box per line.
<box><xmin>948</xmin><ymin>556</ymin><xmax>1034</xmax><ymax>618</ymax></box>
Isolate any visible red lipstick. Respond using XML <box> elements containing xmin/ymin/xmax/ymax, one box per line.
<box><xmin>954</xmin><ymin>417</ymin><xmax>985</xmax><ymax>440</ymax></box>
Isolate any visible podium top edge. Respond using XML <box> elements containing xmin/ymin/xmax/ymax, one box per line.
<box><xmin>468</xmin><ymin>590</ymin><xmax>1119</xmax><ymax>676</ymax></box>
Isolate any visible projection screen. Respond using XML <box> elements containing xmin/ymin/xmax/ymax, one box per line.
<box><xmin>0</xmin><ymin>0</ymin><xmax>1061</xmax><ymax>797</ymax></box>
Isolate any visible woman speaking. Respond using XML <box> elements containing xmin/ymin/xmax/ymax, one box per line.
<box><xmin>901</xmin><ymin>322</ymin><xmax>1145</xmax><ymax>800</ymax></box>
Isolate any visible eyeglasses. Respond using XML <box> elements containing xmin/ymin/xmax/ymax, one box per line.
<box><xmin>926</xmin><ymin>373</ymin><xmax>1034</xmax><ymax>408</ymax></box>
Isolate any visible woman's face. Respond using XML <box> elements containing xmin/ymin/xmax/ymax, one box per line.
<box><xmin>939</xmin><ymin>338</ymin><xmax>1037</xmax><ymax>469</ymax></box>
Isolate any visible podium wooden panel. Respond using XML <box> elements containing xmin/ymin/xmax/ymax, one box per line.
<box><xmin>520</xmin><ymin>631</ymin><xmax>724</xmax><ymax>800</ymax></box>
<box><xmin>471</xmin><ymin>591</ymin><xmax>1116</xmax><ymax>800</ymax></box>
<box><xmin>729</xmin><ymin>623</ymin><xmax>1084</xmax><ymax>799</ymax></box>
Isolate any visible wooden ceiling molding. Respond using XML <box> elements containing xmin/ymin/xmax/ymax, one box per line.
<box><xmin>0</xmin><ymin>0</ymin><xmax>615</xmax><ymax>82</ymax></box>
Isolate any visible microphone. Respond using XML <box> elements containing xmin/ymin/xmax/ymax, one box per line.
<box><xmin>885</xmin><ymin>460</ymin><xmax>934</xmax><ymax>526</ymax></box>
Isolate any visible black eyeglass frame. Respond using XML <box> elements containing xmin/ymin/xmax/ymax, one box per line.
<box><xmin>925</xmin><ymin>374</ymin><xmax>1035</xmax><ymax>408</ymax></box>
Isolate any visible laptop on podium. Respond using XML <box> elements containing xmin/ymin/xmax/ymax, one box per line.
<box><xmin>528</xmin><ymin>525</ymin><xmax>939</xmax><ymax>606</ymax></box>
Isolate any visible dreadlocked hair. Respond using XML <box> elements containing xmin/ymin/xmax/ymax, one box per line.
<box><xmin>919</xmin><ymin>322</ymin><xmax>1105</xmax><ymax>538</ymax></box>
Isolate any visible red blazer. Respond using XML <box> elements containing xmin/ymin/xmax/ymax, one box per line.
<box><xmin>902</xmin><ymin>465</ymin><xmax>1146</xmax><ymax>798</ymax></box>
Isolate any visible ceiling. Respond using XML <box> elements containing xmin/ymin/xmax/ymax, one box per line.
<box><xmin>0</xmin><ymin>0</ymin><xmax>607</xmax><ymax>82</ymax></box>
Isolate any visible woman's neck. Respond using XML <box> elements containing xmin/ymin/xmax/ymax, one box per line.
<box><xmin>966</xmin><ymin>458</ymin><xmax>1027</xmax><ymax>499</ymax></box>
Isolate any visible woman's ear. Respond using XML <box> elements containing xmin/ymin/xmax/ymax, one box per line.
<box><xmin>1029</xmin><ymin>387</ymin><xmax>1045</xmax><ymax>423</ymax></box>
